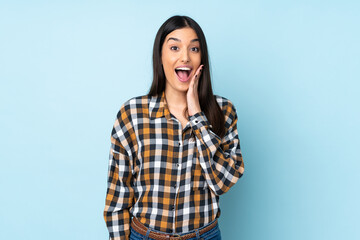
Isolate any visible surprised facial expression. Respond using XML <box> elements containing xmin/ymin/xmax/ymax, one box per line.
<box><xmin>161</xmin><ymin>27</ymin><xmax>201</xmax><ymax>93</ymax></box>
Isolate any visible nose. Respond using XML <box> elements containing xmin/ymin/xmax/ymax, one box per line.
<box><xmin>180</xmin><ymin>49</ymin><xmax>190</xmax><ymax>63</ymax></box>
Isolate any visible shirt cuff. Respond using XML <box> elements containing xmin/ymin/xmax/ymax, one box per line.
<box><xmin>188</xmin><ymin>111</ymin><xmax>213</xmax><ymax>131</ymax></box>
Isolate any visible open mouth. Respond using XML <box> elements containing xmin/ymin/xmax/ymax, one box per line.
<box><xmin>175</xmin><ymin>68</ymin><xmax>192</xmax><ymax>82</ymax></box>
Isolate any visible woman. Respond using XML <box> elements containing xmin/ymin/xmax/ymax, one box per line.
<box><xmin>104</xmin><ymin>15</ymin><xmax>244</xmax><ymax>240</ymax></box>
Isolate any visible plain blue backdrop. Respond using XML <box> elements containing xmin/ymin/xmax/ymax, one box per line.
<box><xmin>1</xmin><ymin>1</ymin><xmax>359</xmax><ymax>239</ymax></box>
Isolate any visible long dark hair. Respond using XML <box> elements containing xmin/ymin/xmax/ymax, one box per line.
<box><xmin>148</xmin><ymin>15</ymin><xmax>226</xmax><ymax>139</ymax></box>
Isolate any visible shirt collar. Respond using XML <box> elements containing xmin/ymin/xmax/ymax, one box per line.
<box><xmin>149</xmin><ymin>90</ymin><xmax>172</xmax><ymax>120</ymax></box>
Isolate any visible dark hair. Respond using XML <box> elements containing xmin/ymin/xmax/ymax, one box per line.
<box><xmin>148</xmin><ymin>15</ymin><xmax>225</xmax><ymax>138</ymax></box>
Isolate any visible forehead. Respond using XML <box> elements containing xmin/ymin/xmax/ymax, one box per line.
<box><xmin>165</xmin><ymin>27</ymin><xmax>199</xmax><ymax>43</ymax></box>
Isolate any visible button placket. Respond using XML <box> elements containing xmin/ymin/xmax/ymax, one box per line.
<box><xmin>172</xmin><ymin>128</ymin><xmax>183</xmax><ymax>232</ymax></box>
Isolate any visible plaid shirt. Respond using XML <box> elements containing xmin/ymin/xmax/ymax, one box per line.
<box><xmin>103</xmin><ymin>90</ymin><xmax>244</xmax><ymax>240</ymax></box>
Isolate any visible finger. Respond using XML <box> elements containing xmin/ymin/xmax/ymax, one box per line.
<box><xmin>196</xmin><ymin>65</ymin><xmax>203</xmax><ymax>82</ymax></box>
<box><xmin>192</xmin><ymin>64</ymin><xmax>203</xmax><ymax>83</ymax></box>
<box><xmin>195</xmin><ymin>65</ymin><xmax>203</xmax><ymax>78</ymax></box>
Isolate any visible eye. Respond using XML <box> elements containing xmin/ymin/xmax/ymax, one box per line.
<box><xmin>191</xmin><ymin>47</ymin><xmax>200</xmax><ymax>52</ymax></box>
<box><xmin>170</xmin><ymin>46</ymin><xmax>179</xmax><ymax>51</ymax></box>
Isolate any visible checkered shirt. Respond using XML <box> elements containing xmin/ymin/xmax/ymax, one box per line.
<box><xmin>103</xmin><ymin>90</ymin><xmax>244</xmax><ymax>240</ymax></box>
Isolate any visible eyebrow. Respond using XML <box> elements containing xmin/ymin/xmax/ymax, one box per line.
<box><xmin>167</xmin><ymin>37</ymin><xmax>199</xmax><ymax>43</ymax></box>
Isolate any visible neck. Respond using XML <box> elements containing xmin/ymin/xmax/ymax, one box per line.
<box><xmin>164</xmin><ymin>88</ymin><xmax>187</xmax><ymax>110</ymax></box>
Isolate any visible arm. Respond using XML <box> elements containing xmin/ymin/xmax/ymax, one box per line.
<box><xmin>104</xmin><ymin>109</ymin><xmax>135</xmax><ymax>240</ymax></box>
<box><xmin>189</xmin><ymin>100</ymin><xmax>244</xmax><ymax>196</ymax></box>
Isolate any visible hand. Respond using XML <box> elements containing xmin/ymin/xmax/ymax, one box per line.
<box><xmin>187</xmin><ymin>64</ymin><xmax>204</xmax><ymax>116</ymax></box>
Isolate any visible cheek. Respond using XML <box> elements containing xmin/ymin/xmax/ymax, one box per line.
<box><xmin>191</xmin><ymin>54</ymin><xmax>201</xmax><ymax>65</ymax></box>
<box><xmin>163</xmin><ymin>63</ymin><xmax>174</xmax><ymax>75</ymax></box>
<box><xmin>162</xmin><ymin>56</ymin><xmax>176</xmax><ymax>74</ymax></box>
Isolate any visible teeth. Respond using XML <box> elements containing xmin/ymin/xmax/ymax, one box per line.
<box><xmin>175</xmin><ymin>67</ymin><xmax>191</xmax><ymax>71</ymax></box>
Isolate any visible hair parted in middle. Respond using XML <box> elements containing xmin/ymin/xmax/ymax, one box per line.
<box><xmin>148</xmin><ymin>15</ymin><xmax>226</xmax><ymax>139</ymax></box>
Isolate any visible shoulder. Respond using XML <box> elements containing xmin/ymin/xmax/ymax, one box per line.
<box><xmin>214</xmin><ymin>94</ymin><xmax>237</xmax><ymax>116</ymax></box>
<box><xmin>213</xmin><ymin>94</ymin><xmax>238</xmax><ymax>128</ymax></box>
<box><xmin>116</xmin><ymin>94</ymin><xmax>151</xmax><ymax>119</ymax></box>
<box><xmin>111</xmin><ymin>94</ymin><xmax>150</xmax><ymax>143</ymax></box>
<box><xmin>112</xmin><ymin>94</ymin><xmax>150</xmax><ymax>131</ymax></box>
<box><xmin>119</xmin><ymin>94</ymin><xmax>150</xmax><ymax>111</ymax></box>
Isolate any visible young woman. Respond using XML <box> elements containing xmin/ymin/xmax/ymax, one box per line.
<box><xmin>104</xmin><ymin>15</ymin><xmax>245</xmax><ymax>240</ymax></box>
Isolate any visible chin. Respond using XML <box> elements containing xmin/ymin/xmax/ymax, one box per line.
<box><xmin>174</xmin><ymin>86</ymin><xmax>188</xmax><ymax>93</ymax></box>
<box><xmin>178</xmin><ymin>82</ymin><xmax>190</xmax><ymax>90</ymax></box>
<box><xmin>166</xmin><ymin>79</ymin><xmax>189</xmax><ymax>93</ymax></box>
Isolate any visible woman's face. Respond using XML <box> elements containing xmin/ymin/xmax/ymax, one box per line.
<box><xmin>161</xmin><ymin>27</ymin><xmax>201</xmax><ymax>93</ymax></box>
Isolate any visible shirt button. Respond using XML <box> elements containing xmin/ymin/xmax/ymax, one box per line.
<box><xmin>173</xmin><ymin>184</ymin><xmax>177</xmax><ymax>189</ymax></box>
<box><xmin>176</xmin><ymin>163</ymin><xmax>180</xmax><ymax>167</ymax></box>
<box><xmin>195</xmin><ymin>120</ymin><xmax>199</xmax><ymax>123</ymax></box>
<box><xmin>178</xmin><ymin>142</ymin><xmax>181</xmax><ymax>146</ymax></box>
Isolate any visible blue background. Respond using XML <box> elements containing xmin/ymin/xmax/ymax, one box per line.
<box><xmin>1</xmin><ymin>1</ymin><xmax>359</xmax><ymax>239</ymax></box>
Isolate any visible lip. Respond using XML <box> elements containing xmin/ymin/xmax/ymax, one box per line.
<box><xmin>175</xmin><ymin>65</ymin><xmax>193</xmax><ymax>70</ymax></box>
<box><xmin>174</xmin><ymin>65</ymin><xmax>193</xmax><ymax>82</ymax></box>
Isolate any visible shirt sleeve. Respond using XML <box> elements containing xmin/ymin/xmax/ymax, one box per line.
<box><xmin>189</xmin><ymin>100</ymin><xmax>244</xmax><ymax>196</ymax></box>
<box><xmin>103</xmin><ymin>107</ymin><xmax>135</xmax><ymax>240</ymax></box>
